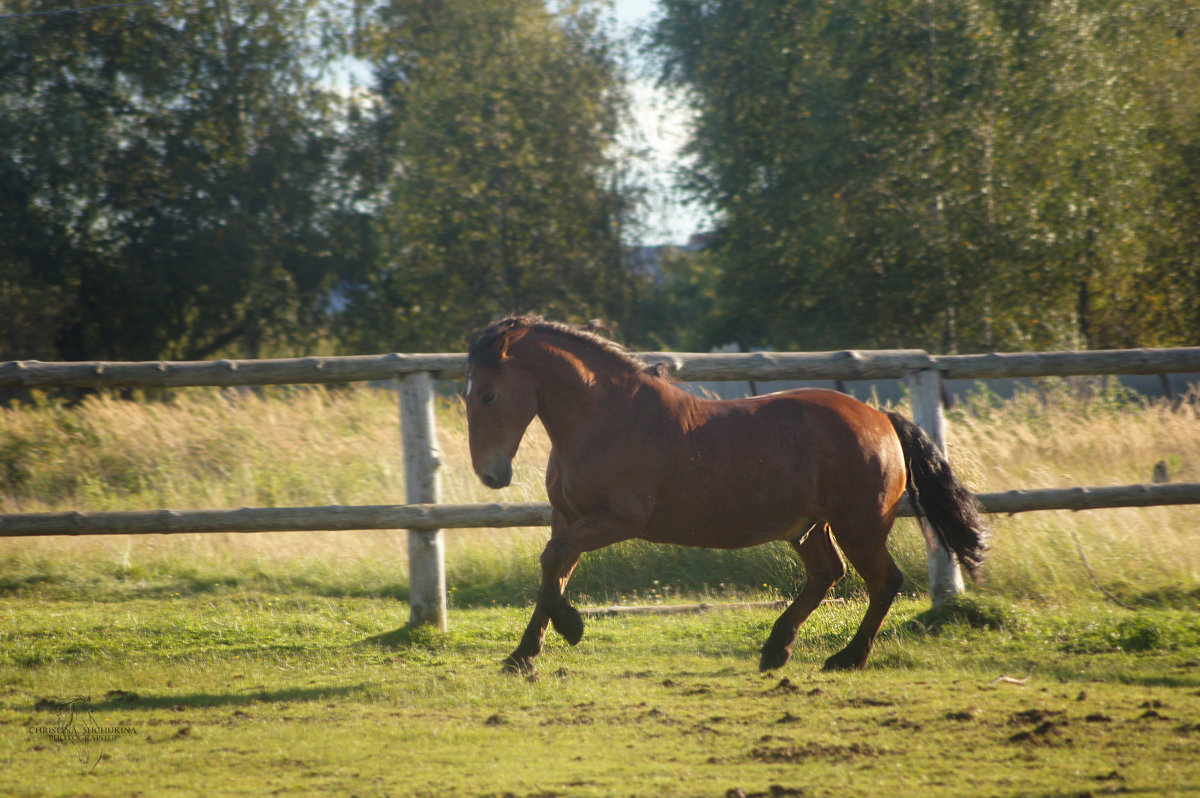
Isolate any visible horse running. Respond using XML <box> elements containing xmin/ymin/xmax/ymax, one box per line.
<box><xmin>464</xmin><ymin>315</ymin><xmax>988</xmax><ymax>674</ymax></box>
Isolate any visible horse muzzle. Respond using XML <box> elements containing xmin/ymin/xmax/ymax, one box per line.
<box><xmin>477</xmin><ymin>457</ymin><xmax>513</xmax><ymax>490</ymax></box>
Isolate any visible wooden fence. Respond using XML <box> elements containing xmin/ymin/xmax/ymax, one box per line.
<box><xmin>3</xmin><ymin>346</ymin><xmax>1200</xmax><ymax>628</ymax></box>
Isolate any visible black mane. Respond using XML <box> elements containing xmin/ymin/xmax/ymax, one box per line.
<box><xmin>468</xmin><ymin>315</ymin><xmax>659</xmax><ymax>376</ymax></box>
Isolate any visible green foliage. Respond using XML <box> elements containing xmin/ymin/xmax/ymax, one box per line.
<box><xmin>1146</xmin><ymin>98</ymin><xmax>1200</xmax><ymax>343</ymax></box>
<box><xmin>650</xmin><ymin>0</ymin><xmax>1200</xmax><ymax>352</ymax></box>
<box><xmin>336</xmin><ymin>0</ymin><xmax>642</xmax><ymax>352</ymax></box>
<box><xmin>0</xmin><ymin>0</ymin><xmax>644</xmax><ymax>362</ymax></box>
<box><xmin>5</xmin><ymin>0</ymin><xmax>1200</xmax><ymax>360</ymax></box>
<box><xmin>0</xmin><ymin>0</ymin><xmax>354</xmax><ymax>361</ymax></box>
<box><xmin>624</xmin><ymin>246</ymin><xmax>723</xmax><ymax>350</ymax></box>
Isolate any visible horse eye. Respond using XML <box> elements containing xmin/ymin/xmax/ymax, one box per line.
<box><xmin>481</xmin><ymin>391</ymin><xmax>497</xmax><ymax>405</ymax></box>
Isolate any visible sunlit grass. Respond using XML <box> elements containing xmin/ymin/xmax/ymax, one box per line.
<box><xmin>2</xmin><ymin>595</ymin><xmax>1199</xmax><ymax>797</ymax></box>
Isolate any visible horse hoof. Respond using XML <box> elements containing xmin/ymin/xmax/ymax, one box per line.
<box><xmin>758</xmin><ymin>645</ymin><xmax>792</xmax><ymax>672</ymax></box>
<box><xmin>822</xmin><ymin>651</ymin><xmax>866</xmax><ymax>671</ymax></box>
<box><xmin>501</xmin><ymin>654</ymin><xmax>535</xmax><ymax>676</ymax></box>
<box><xmin>551</xmin><ymin>605</ymin><xmax>584</xmax><ymax>646</ymax></box>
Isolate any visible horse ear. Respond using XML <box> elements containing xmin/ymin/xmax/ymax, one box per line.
<box><xmin>468</xmin><ymin>315</ymin><xmax>535</xmax><ymax>365</ymax></box>
<box><xmin>494</xmin><ymin>330</ymin><xmax>515</xmax><ymax>361</ymax></box>
<box><xmin>494</xmin><ymin>319</ymin><xmax>534</xmax><ymax>361</ymax></box>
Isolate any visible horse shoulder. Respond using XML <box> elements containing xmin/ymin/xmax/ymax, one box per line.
<box><xmin>545</xmin><ymin>378</ymin><xmax>686</xmax><ymax>521</ymax></box>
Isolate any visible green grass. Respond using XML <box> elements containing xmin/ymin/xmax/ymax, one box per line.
<box><xmin>2</xmin><ymin>592</ymin><xmax>1199</xmax><ymax>797</ymax></box>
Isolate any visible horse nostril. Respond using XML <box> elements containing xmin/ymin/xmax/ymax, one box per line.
<box><xmin>480</xmin><ymin>460</ymin><xmax>513</xmax><ymax>489</ymax></box>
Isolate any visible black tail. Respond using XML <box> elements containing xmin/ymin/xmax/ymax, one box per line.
<box><xmin>887</xmin><ymin>412</ymin><xmax>989</xmax><ymax>582</ymax></box>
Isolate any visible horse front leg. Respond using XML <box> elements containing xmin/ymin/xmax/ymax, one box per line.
<box><xmin>501</xmin><ymin>554</ymin><xmax>579</xmax><ymax>675</ymax></box>
<box><xmin>502</xmin><ymin>503</ymin><xmax>641</xmax><ymax>675</ymax></box>
<box><xmin>537</xmin><ymin>538</ymin><xmax>587</xmax><ymax>645</ymax></box>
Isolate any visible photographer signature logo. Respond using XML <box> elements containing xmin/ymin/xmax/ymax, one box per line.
<box><xmin>28</xmin><ymin>696</ymin><xmax>136</xmax><ymax>772</ymax></box>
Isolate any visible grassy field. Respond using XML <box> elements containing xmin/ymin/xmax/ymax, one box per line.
<box><xmin>1</xmin><ymin>380</ymin><xmax>1198</xmax><ymax>795</ymax></box>
<box><xmin>2</xmin><ymin>594</ymin><xmax>1199</xmax><ymax>797</ymax></box>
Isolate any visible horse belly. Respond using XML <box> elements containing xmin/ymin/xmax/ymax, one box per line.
<box><xmin>639</xmin><ymin>458</ymin><xmax>821</xmax><ymax>549</ymax></box>
<box><xmin>640</xmin><ymin>511</ymin><xmax>820</xmax><ymax>549</ymax></box>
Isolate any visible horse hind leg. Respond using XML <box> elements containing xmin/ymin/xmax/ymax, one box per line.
<box><xmin>759</xmin><ymin>524</ymin><xmax>846</xmax><ymax>672</ymax></box>
<box><xmin>822</xmin><ymin>518</ymin><xmax>904</xmax><ymax>671</ymax></box>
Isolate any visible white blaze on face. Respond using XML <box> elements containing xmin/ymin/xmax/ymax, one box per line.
<box><xmin>465</xmin><ymin>368</ymin><xmax>473</xmax><ymax>400</ymax></box>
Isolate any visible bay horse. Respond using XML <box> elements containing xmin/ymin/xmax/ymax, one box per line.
<box><xmin>464</xmin><ymin>315</ymin><xmax>988</xmax><ymax>674</ymax></box>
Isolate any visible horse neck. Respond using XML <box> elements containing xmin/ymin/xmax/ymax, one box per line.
<box><xmin>516</xmin><ymin>336</ymin><xmax>637</xmax><ymax>450</ymax></box>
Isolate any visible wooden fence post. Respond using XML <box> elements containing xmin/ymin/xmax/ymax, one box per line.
<box><xmin>399</xmin><ymin>371</ymin><xmax>447</xmax><ymax>630</ymax></box>
<box><xmin>907</xmin><ymin>367</ymin><xmax>965</xmax><ymax>605</ymax></box>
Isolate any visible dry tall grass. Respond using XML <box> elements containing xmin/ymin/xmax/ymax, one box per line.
<box><xmin>1</xmin><ymin>381</ymin><xmax>1196</xmax><ymax>603</ymax></box>
<box><xmin>942</xmin><ymin>381</ymin><xmax>1200</xmax><ymax>601</ymax></box>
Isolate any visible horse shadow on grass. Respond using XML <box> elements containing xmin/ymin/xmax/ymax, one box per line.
<box><xmin>79</xmin><ymin>684</ymin><xmax>370</xmax><ymax>713</ymax></box>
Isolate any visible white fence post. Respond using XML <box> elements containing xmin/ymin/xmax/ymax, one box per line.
<box><xmin>399</xmin><ymin>371</ymin><xmax>447</xmax><ymax>630</ymax></box>
<box><xmin>907</xmin><ymin>367</ymin><xmax>965</xmax><ymax>605</ymax></box>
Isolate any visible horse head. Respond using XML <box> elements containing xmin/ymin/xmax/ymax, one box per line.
<box><xmin>465</xmin><ymin>318</ymin><xmax>540</xmax><ymax>489</ymax></box>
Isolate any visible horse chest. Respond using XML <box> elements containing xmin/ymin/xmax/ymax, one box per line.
<box><xmin>546</xmin><ymin>451</ymin><xmax>661</xmax><ymax>526</ymax></box>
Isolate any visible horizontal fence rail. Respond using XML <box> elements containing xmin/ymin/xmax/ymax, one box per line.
<box><xmin>5</xmin><ymin>346</ymin><xmax>1200</xmax><ymax>388</ymax></box>
<box><xmin>929</xmin><ymin>348</ymin><xmax>1200</xmax><ymax>379</ymax></box>
<box><xmin>3</xmin><ymin>483</ymin><xmax>1199</xmax><ymax>537</ymax></box>
<box><xmin>0</xmin><ymin>353</ymin><xmax>468</xmax><ymax>388</ymax></box>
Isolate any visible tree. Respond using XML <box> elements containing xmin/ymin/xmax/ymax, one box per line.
<box><xmin>1140</xmin><ymin>6</ymin><xmax>1200</xmax><ymax>346</ymax></box>
<box><xmin>0</xmin><ymin>0</ymin><xmax>352</xmax><ymax>361</ymax></box>
<box><xmin>338</xmin><ymin>0</ymin><xmax>642</xmax><ymax>351</ymax></box>
<box><xmin>650</xmin><ymin>0</ymin><xmax>1200</xmax><ymax>352</ymax></box>
<box><xmin>624</xmin><ymin>244</ymin><xmax>722</xmax><ymax>350</ymax></box>
<box><xmin>650</xmin><ymin>0</ymin><xmax>982</xmax><ymax>350</ymax></box>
